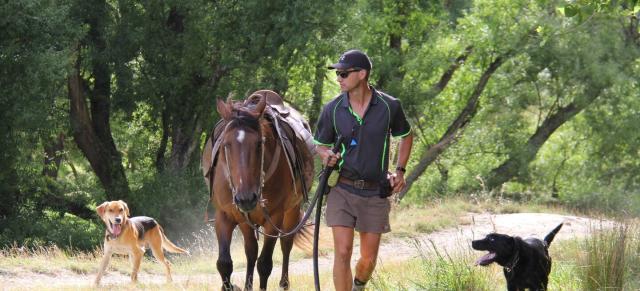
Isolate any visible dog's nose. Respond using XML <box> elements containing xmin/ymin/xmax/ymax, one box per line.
<box><xmin>114</xmin><ymin>217</ymin><xmax>122</xmax><ymax>224</ymax></box>
<box><xmin>234</xmin><ymin>192</ymin><xmax>259</xmax><ymax>213</ymax></box>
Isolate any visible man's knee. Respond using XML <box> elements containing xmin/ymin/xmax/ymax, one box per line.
<box><xmin>334</xmin><ymin>245</ymin><xmax>353</xmax><ymax>262</ymax></box>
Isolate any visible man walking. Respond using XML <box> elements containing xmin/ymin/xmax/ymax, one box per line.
<box><xmin>314</xmin><ymin>49</ymin><xmax>414</xmax><ymax>291</ymax></box>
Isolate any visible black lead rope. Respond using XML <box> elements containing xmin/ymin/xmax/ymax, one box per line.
<box><xmin>314</xmin><ymin>136</ymin><xmax>343</xmax><ymax>291</ymax></box>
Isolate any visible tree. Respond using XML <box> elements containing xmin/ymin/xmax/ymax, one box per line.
<box><xmin>67</xmin><ymin>0</ymin><xmax>136</xmax><ymax>201</ymax></box>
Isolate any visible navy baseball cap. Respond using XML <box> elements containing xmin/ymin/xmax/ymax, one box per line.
<box><xmin>328</xmin><ymin>49</ymin><xmax>372</xmax><ymax>71</ymax></box>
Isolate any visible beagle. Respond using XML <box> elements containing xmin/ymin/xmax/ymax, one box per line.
<box><xmin>94</xmin><ymin>200</ymin><xmax>189</xmax><ymax>285</ymax></box>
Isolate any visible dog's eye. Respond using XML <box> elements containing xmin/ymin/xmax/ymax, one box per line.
<box><xmin>119</xmin><ymin>208</ymin><xmax>124</xmax><ymax>212</ymax></box>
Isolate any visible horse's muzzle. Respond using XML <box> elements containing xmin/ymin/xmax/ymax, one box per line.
<box><xmin>234</xmin><ymin>192</ymin><xmax>258</xmax><ymax>212</ymax></box>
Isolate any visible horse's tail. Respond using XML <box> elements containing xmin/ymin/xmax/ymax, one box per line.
<box><xmin>293</xmin><ymin>222</ymin><xmax>314</xmax><ymax>255</ymax></box>
<box><xmin>159</xmin><ymin>226</ymin><xmax>190</xmax><ymax>255</ymax></box>
<box><xmin>293</xmin><ymin>220</ymin><xmax>313</xmax><ymax>254</ymax></box>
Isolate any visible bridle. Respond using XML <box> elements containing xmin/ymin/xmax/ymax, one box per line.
<box><xmin>219</xmin><ymin>111</ymin><xmax>314</xmax><ymax>239</ymax></box>
<box><xmin>222</xmin><ymin>125</ymin><xmax>266</xmax><ymax>202</ymax></box>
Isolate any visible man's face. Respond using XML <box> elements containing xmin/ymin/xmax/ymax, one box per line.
<box><xmin>336</xmin><ymin>68</ymin><xmax>365</xmax><ymax>92</ymax></box>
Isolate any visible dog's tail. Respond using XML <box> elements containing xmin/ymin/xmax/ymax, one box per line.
<box><xmin>159</xmin><ymin>226</ymin><xmax>190</xmax><ymax>255</ymax></box>
<box><xmin>544</xmin><ymin>223</ymin><xmax>563</xmax><ymax>247</ymax></box>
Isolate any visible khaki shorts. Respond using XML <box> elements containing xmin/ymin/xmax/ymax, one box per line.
<box><xmin>325</xmin><ymin>185</ymin><xmax>391</xmax><ymax>233</ymax></box>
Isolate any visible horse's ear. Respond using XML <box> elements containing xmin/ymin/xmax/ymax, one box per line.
<box><xmin>216</xmin><ymin>99</ymin><xmax>232</xmax><ymax>120</ymax></box>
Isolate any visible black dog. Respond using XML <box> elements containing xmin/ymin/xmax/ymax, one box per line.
<box><xmin>472</xmin><ymin>223</ymin><xmax>563</xmax><ymax>291</ymax></box>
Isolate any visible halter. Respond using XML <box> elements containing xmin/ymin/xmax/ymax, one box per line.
<box><xmin>221</xmin><ymin>119</ymin><xmax>266</xmax><ymax>202</ymax></box>
<box><xmin>218</xmin><ymin>107</ymin><xmax>317</xmax><ymax>239</ymax></box>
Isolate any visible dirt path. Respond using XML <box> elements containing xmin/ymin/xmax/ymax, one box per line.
<box><xmin>284</xmin><ymin>212</ymin><xmax>614</xmax><ymax>276</ymax></box>
<box><xmin>0</xmin><ymin>213</ymin><xmax>614</xmax><ymax>290</ymax></box>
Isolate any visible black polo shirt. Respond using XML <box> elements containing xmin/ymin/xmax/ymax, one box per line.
<box><xmin>314</xmin><ymin>87</ymin><xmax>411</xmax><ymax>197</ymax></box>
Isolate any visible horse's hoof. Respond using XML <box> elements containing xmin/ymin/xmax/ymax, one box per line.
<box><xmin>222</xmin><ymin>284</ymin><xmax>242</xmax><ymax>291</ymax></box>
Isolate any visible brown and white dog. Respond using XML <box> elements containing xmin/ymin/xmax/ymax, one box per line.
<box><xmin>94</xmin><ymin>200</ymin><xmax>189</xmax><ymax>285</ymax></box>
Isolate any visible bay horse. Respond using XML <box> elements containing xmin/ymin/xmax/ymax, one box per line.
<box><xmin>202</xmin><ymin>91</ymin><xmax>314</xmax><ymax>291</ymax></box>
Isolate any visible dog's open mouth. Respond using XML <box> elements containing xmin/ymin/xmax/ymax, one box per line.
<box><xmin>110</xmin><ymin>222</ymin><xmax>122</xmax><ymax>236</ymax></box>
<box><xmin>476</xmin><ymin>252</ymin><xmax>496</xmax><ymax>266</ymax></box>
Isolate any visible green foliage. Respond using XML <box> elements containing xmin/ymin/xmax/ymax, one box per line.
<box><xmin>128</xmin><ymin>169</ymin><xmax>209</xmax><ymax>239</ymax></box>
<box><xmin>0</xmin><ymin>0</ymin><xmax>83</xmax><ymax>235</ymax></box>
<box><xmin>1</xmin><ymin>0</ymin><xmax>640</xmax><ymax>249</ymax></box>
<box><xmin>0</xmin><ymin>208</ymin><xmax>101</xmax><ymax>251</ymax></box>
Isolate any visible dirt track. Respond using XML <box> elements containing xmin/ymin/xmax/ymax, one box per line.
<box><xmin>0</xmin><ymin>212</ymin><xmax>614</xmax><ymax>290</ymax></box>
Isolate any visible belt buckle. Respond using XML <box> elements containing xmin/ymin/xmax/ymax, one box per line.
<box><xmin>353</xmin><ymin>180</ymin><xmax>365</xmax><ymax>189</ymax></box>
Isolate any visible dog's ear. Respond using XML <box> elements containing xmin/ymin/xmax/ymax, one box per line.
<box><xmin>511</xmin><ymin>236</ymin><xmax>521</xmax><ymax>252</ymax></box>
<box><xmin>96</xmin><ymin>202</ymin><xmax>109</xmax><ymax>218</ymax></box>
<box><xmin>119</xmin><ymin>200</ymin><xmax>130</xmax><ymax>217</ymax></box>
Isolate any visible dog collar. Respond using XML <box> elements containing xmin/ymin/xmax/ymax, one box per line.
<box><xmin>504</xmin><ymin>250</ymin><xmax>520</xmax><ymax>273</ymax></box>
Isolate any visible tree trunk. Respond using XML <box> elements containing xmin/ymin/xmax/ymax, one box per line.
<box><xmin>43</xmin><ymin>133</ymin><xmax>65</xmax><ymax>179</ymax></box>
<box><xmin>485</xmin><ymin>89</ymin><xmax>602</xmax><ymax>190</ymax></box>
<box><xmin>399</xmin><ymin>52</ymin><xmax>507</xmax><ymax>199</ymax></box>
<box><xmin>155</xmin><ymin>107</ymin><xmax>169</xmax><ymax>172</ymax></box>
<box><xmin>167</xmin><ymin>112</ymin><xmax>203</xmax><ymax>172</ymax></box>
<box><xmin>68</xmin><ymin>58</ymin><xmax>130</xmax><ymax>201</ymax></box>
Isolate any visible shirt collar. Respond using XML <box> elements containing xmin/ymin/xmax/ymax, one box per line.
<box><xmin>340</xmin><ymin>86</ymin><xmax>379</xmax><ymax>108</ymax></box>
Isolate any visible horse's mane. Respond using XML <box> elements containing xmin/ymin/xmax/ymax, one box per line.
<box><xmin>226</xmin><ymin>99</ymin><xmax>272</xmax><ymax>136</ymax></box>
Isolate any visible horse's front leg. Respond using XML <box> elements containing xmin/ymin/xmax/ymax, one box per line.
<box><xmin>215</xmin><ymin>211</ymin><xmax>238</xmax><ymax>291</ymax></box>
<box><xmin>238</xmin><ymin>223</ymin><xmax>258</xmax><ymax>290</ymax></box>
<box><xmin>278</xmin><ymin>208</ymin><xmax>300</xmax><ymax>290</ymax></box>
<box><xmin>257</xmin><ymin>213</ymin><xmax>282</xmax><ymax>291</ymax></box>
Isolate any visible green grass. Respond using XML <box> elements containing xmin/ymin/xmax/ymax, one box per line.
<box><xmin>368</xmin><ymin>240</ymin><xmax>500</xmax><ymax>291</ymax></box>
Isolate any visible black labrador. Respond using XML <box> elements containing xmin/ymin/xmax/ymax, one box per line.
<box><xmin>472</xmin><ymin>223</ymin><xmax>563</xmax><ymax>291</ymax></box>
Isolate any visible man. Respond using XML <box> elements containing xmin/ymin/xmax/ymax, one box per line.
<box><xmin>314</xmin><ymin>49</ymin><xmax>413</xmax><ymax>291</ymax></box>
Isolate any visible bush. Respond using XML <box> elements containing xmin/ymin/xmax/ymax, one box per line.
<box><xmin>129</xmin><ymin>169</ymin><xmax>210</xmax><ymax>241</ymax></box>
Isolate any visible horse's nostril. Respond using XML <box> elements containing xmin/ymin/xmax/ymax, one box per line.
<box><xmin>234</xmin><ymin>192</ymin><xmax>259</xmax><ymax>212</ymax></box>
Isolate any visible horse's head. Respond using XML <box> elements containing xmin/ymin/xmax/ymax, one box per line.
<box><xmin>216</xmin><ymin>93</ymin><xmax>267</xmax><ymax>213</ymax></box>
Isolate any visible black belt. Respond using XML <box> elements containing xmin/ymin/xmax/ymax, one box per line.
<box><xmin>338</xmin><ymin>176</ymin><xmax>379</xmax><ymax>190</ymax></box>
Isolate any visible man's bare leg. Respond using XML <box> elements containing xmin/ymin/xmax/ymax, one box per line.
<box><xmin>332</xmin><ymin>226</ymin><xmax>355</xmax><ymax>291</ymax></box>
<box><xmin>354</xmin><ymin>231</ymin><xmax>381</xmax><ymax>289</ymax></box>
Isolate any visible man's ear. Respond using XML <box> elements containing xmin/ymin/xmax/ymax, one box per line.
<box><xmin>358</xmin><ymin>69</ymin><xmax>367</xmax><ymax>81</ymax></box>
<box><xmin>96</xmin><ymin>202</ymin><xmax>109</xmax><ymax>218</ymax></box>
<box><xmin>118</xmin><ymin>200</ymin><xmax>130</xmax><ymax>217</ymax></box>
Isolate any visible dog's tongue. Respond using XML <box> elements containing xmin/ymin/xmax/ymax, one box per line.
<box><xmin>111</xmin><ymin>224</ymin><xmax>122</xmax><ymax>236</ymax></box>
<box><xmin>476</xmin><ymin>252</ymin><xmax>496</xmax><ymax>266</ymax></box>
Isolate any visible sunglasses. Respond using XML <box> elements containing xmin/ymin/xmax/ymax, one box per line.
<box><xmin>336</xmin><ymin>69</ymin><xmax>361</xmax><ymax>79</ymax></box>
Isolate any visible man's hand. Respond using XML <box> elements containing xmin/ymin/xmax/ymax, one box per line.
<box><xmin>319</xmin><ymin>147</ymin><xmax>341</xmax><ymax>167</ymax></box>
<box><xmin>388</xmin><ymin>171</ymin><xmax>406</xmax><ymax>193</ymax></box>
